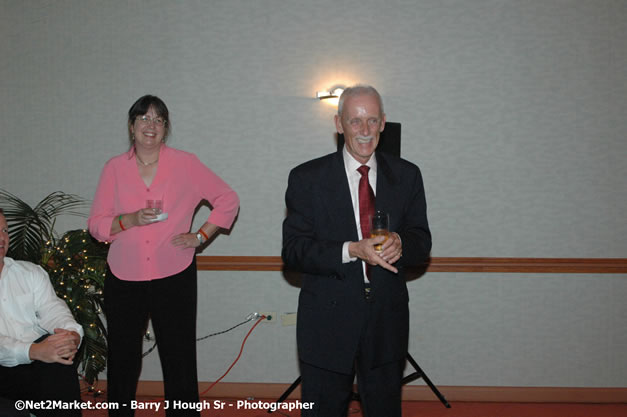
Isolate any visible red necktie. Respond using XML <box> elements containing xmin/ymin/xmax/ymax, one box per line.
<box><xmin>357</xmin><ymin>165</ymin><xmax>375</xmax><ymax>240</ymax></box>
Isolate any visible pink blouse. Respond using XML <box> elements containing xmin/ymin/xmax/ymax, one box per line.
<box><xmin>88</xmin><ymin>145</ymin><xmax>239</xmax><ymax>281</ymax></box>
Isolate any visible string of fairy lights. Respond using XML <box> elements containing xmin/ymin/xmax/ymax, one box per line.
<box><xmin>43</xmin><ymin>229</ymin><xmax>109</xmax><ymax>388</ymax></box>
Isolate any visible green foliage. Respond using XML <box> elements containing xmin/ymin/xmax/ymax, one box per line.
<box><xmin>0</xmin><ymin>189</ymin><xmax>108</xmax><ymax>385</ymax></box>
<box><xmin>42</xmin><ymin>229</ymin><xmax>109</xmax><ymax>384</ymax></box>
<box><xmin>1</xmin><ymin>190</ymin><xmax>85</xmax><ymax>263</ymax></box>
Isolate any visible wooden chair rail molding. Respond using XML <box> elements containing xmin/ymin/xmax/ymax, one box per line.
<box><xmin>196</xmin><ymin>256</ymin><xmax>627</xmax><ymax>274</ymax></box>
<box><xmin>98</xmin><ymin>380</ymin><xmax>627</xmax><ymax>403</ymax></box>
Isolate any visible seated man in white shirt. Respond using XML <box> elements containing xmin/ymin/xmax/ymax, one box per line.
<box><xmin>0</xmin><ymin>209</ymin><xmax>83</xmax><ymax>417</ymax></box>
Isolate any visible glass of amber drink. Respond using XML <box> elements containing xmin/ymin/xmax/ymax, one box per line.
<box><xmin>371</xmin><ymin>211</ymin><xmax>389</xmax><ymax>252</ymax></box>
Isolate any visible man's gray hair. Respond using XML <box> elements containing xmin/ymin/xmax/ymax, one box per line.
<box><xmin>337</xmin><ymin>85</ymin><xmax>384</xmax><ymax>117</ymax></box>
<box><xmin>0</xmin><ymin>208</ymin><xmax>4</xmax><ymax>215</ymax></box>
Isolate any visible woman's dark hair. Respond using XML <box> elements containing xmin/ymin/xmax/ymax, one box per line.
<box><xmin>127</xmin><ymin>95</ymin><xmax>171</xmax><ymax>146</ymax></box>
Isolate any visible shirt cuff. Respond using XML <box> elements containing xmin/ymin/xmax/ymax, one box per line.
<box><xmin>92</xmin><ymin>215</ymin><xmax>117</xmax><ymax>242</ymax></box>
<box><xmin>342</xmin><ymin>241</ymin><xmax>357</xmax><ymax>264</ymax></box>
<box><xmin>64</xmin><ymin>324</ymin><xmax>85</xmax><ymax>347</ymax></box>
<box><xmin>19</xmin><ymin>342</ymin><xmax>34</xmax><ymax>365</ymax></box>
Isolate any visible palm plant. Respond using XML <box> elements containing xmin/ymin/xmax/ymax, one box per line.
<box><xmin>0</xmin><ymin>189</ymin><xmax>108</xmax><ymax>385</ymax></box>
<box><xmin>0</xmin><ymin>190</ymin><xmax>85</xmax><ymax>261</ymax></box>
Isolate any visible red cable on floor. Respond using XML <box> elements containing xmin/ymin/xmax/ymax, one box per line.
<box><xmin>200</xmin><ymin>315</ymin><xmax>266</xmax><ymax>396</ymax></box>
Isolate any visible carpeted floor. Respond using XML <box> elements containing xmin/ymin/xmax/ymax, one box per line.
<box><xmin>78</xmin><ymin>396</ymin><xmax>627</xmax><ymax>417</ymax></box>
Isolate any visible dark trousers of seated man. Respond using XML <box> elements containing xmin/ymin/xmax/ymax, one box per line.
<box><xmin>0</xmin><ymin>335</ymin><xmax>81</xmax><ymax>417</ymax></box>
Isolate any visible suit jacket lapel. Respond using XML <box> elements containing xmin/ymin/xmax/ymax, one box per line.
<box><xmin>374</xmin><ymin>152</ymin><xmax>398</xmax><ymax>215</ymax></box>
<box><xmin>321</xmin><ymin>152</ymin><xmax>359</xmax><ymax>242</ymax></box>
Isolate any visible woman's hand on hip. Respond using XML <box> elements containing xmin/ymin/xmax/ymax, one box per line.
<box><xmin>171</xmin><ymin>233</ymin><xmax>201</xmax><ymax>249</ymax></box>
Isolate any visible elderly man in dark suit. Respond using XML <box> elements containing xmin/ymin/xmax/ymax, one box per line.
<box><xmin>282</xmin><ymin>85</ymin><xmax>431</xmax><ymax>416</ymax></box>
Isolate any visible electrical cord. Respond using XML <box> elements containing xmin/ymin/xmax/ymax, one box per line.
<box><xmin>84</xmin><ymin>313</ymin><xmax>267</xmax><ymax>400</ymax></box>
<box><xmin>142</xmin><ymin>312</ymin><xmax>261</xmax><ymax>357</ymax></box>
<box><xmin>200</xmin><ymin>314</ymin><xmax>266</xmax><ymax>395</ymax></box>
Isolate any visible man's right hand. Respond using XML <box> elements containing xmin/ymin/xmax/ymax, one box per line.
<box><xmin>28</xmin><ymin>330</ymin><xmax>79</xmax><ymax>365</ymax></box>
<box><xmin>348</xmin><ymin>236</ymin><xmax>398</xmax><ymax>274</ymax></box>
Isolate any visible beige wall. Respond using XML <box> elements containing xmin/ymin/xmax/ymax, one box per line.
<box><xmin>1</xmin><ymin>0</ymin><xmax>626</xmax><ymax>387</ymax></box>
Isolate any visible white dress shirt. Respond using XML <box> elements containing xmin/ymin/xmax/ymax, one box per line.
<box><xmin>0</xmin><ymin>257</ymin><xmax>84</xmax><ymax>367</ymax></box>
<box><xmin>341</xmin><ymin>147</ymin><xmax>377</xmax><ymax>282</ymax></box>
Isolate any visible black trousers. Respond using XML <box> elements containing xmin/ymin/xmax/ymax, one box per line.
<box><xmin>104</xmin><ymin>259</ymin><xmax>199</xmax><ymax>417</ymax></box>
<box><xmin>299</xmin><ymin>287</ymin><xmax>404</xmax><ymax>417</ymax></box>
<box><xmin>0</xmin><ymin>349</ymin><xmax>81</xmax><ymax>417</ymax></box>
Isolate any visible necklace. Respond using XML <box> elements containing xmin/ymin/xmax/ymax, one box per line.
<box><xmin>136</xmin><ymin>154</ymin><xmax>159</xmax><ymax>166</ymax></box>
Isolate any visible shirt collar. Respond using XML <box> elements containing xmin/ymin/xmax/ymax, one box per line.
<box><xmin>343</xmin><ymin>146</ymin><xmax>377</xmax><ymax>175</ymax></box>
<box><xmin>127</xmin><ymin>143</ymin><xmax>167</xmax><ymax>160</ymax></box>
<box><xmin>0</xmin><ymin>257</ymin><xmax>14</xmax><ymax>279</ymax></box>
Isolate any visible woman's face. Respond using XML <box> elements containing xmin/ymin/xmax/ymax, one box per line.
<box><xmin>130</xmin><ymin>106</ymin><xmax>167</xmax><ymax>151</ymax></box>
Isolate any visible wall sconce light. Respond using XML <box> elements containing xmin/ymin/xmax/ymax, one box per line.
<box><xmin>316</xmin><ymin>87</ymin><xmax>344</xmax><ymax>107</ymax></box>
<box><xmin>316</xmin><ymin>87</ymin><xmax>345</xmax><ymax>100</ymax></box>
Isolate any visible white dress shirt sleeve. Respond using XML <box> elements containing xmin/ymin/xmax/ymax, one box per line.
<box><xmin>0</xmin><ymin>335</ymin><xmax>32</xmax><ymax>367</ymax></box>
<box><xmin>33</xmin><ymin>264</ymin><xmax>84</xmax><ymax>340</ymax></box>
<box><xmin>342</xmin><ymin>241</ymin><xmax>357</xmax><ymax>263</ymax></box>
<box><xmin>0</xmin><ymin>259</ymin><xmax>84</xmax><ymax>367</ymax></box>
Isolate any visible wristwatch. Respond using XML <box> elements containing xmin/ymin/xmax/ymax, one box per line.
<box><xmin>196</xmin><ymin>232</ymin><xmax>204</xmax><ymax>244</ymax></box>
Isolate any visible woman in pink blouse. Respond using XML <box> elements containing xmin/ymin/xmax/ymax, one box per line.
<box><xmin>88</xmin><ymin>95</ymin><xmax>239</xmax><ymax>417</ymax></box>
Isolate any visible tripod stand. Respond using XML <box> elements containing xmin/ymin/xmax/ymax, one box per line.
<box><xmin>268</xmin><ymin>352</ymin><xmax>450</xmax><ymax>413</ymax></box>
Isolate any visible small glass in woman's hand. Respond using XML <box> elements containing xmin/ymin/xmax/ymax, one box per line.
<box><xmin>146</xmin><ymin>199</ymin><xmax>163</xmax><ymax>215</ymax></box>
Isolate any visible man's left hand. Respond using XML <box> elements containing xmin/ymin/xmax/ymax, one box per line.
<box><xmin>53</xmin><ymin>328</ymin><xmax>81</xmax><ymax>361</ymax></box>
<box><xmin>348</xmin><ymin>235</ymin><xmax>400</xmax><ymax>274</ymax></box>
<box><xmin>379</xmin><ymin>232</ymin><xmax>402</xmax><ymax>265</ymax></box>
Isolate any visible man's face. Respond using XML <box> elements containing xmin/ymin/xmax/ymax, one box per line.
<box><xmin>335</xmin><ymin>93</ymin><xmax>386</xmax><ymax>164</ymax></box>
<box><xmin>0</xmin><ymin>214</ymin><xmax>8</xmax><ymax>259</ymax></box>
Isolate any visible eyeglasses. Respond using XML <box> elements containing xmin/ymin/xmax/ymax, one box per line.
<box><xmin>136</xmin><ymin>115</ymin><xmax>167</xmax><ymax>127</ymax></box>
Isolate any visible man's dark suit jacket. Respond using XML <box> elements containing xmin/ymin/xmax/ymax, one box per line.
<box><xmin>282</xmin><ymin>150</ymin><xmax>431</xmax><ymax>374</ymax></box>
